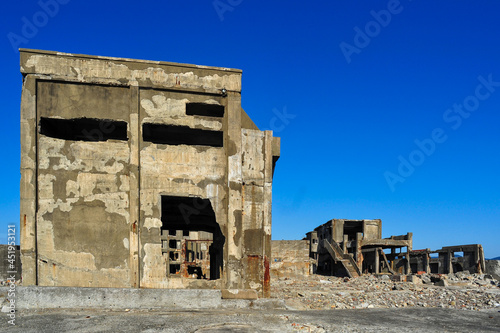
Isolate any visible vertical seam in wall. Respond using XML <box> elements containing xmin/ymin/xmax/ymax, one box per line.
<box><xmin>222</xmin><ymin>93</ymin><xmax>229</xmax><ymax>290</ymax></box>
<box><xmin>137</xmin><ymin>86</ymin><xmax>141</xmax><ymax>289</ymax></box>
<box><xmin>262</xmin><ymin>132</ymin><xmax>268</xmax><ymax>296</ymax></box>
<box><xmin>34</xmin><ymin>77</ymin><xmax>39</xmax><ymax>285</ymax></box>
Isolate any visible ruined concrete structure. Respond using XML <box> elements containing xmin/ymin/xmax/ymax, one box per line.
<box><xmin>307</xmin><ymin>219</ymin><xmax>412</xmax><ymax>277</ymax></box>
<box><xmin>20</xmin><ymin>49</ymin><xmax>280</xmax><ymax>297</ymax></box>
<box><xmin>305</xmin><ymin>219</ymin><xmax>485</xmax><ymax>278</ymax></box>
<box><xmin>410</xmin><ymin>244</ymin><xmax>485</xmax><ymax>275</ymax></box>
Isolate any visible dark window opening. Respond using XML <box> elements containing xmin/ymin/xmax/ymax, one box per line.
<box><xmin>187</xmin><ymin>266</ymin><xmax>205</xmax><ymax>279</ymax></box>
<box><xmin>161</xmin><ymin>195</ymin><xmax>225</xmax><ymax>280</ymax></box>
<box><xmin>168</xmin><ymin>229</ymin><xmax>176</xmax><ymax>236</ymax></box>
<box><xmin>186</xmin><ymin>103</ymin><xmax>224</xmax><ymax>117</ymax></box>
<box><xmin>169</xmin><ymin>252</ymin><xmax>179</xmax><ymax>261</ymax></box>
<box><xmin>170</xmin><ymin>264</ymin><xmax>180</xmax><ymax>275</ymax></box>
<box><xmin>40</xmin><ymin>117</ymin><xmax>128</xmax><ymax>141</ymax></box>
<box><xmin>143</xmin><ymin>123</ymin><xmax>223</xmax><ymax>147</ymax></box>
<box><xmin>343</xmin><ymin>221</ymin><xmax>363</xmax><ymax>242</ymax></box>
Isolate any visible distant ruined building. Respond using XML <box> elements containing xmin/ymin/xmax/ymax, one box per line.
<box><xmin>20</xmin><ymin>49</ymin><xmax>280</xmax><ymax>297</ymax></box>
<box><xmin>271</xmin><ymin>219</ymin><xmax>486</xmax><ymax>280</ymax></box>
<box><xmin>305</xmin><ymin>219</ymin><xmax>485</xmax><ymax>278</ymax></box>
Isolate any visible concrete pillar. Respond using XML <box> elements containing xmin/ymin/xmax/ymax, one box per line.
<box><xmin>447</xmin><ymin>251</ymin><xmax>453</xmax><ymax>274</ymax></box>
<box><xmin>262</xmin><ymin>130</ymin><xmax>274</xmax><ymax>297</ymax></box>
<box><xmin>129</xmin><ymin>86</ymin><xmax>140</xmax><ymax>288</ymax></box>
<box><xmin>343</xmin><ymin>234</ymin><xmax>348</xmax><ymax>254</ymax></box>
<box><xmin>355</xmin><ymin>232</ymin><xmax>363</xmax><ymax>268</ymax></box>
<box><xmin>20</xmin><ymin>75</ymin><xmax>38</xmax><ymax>286</ymax></box>
<box><xmin>473</xmin><ymin>246</ymin><xmax>480</xmax><ymax>273</ymax></box>
<box><xmin>406</xmin><ymin>247</ymin><xmax>411</xmax><ymax>274</ymax></box>
<box><xmin>375</xmin><ymin>248</ymin><xmax>380</xmax><ymax>274</ymax></box>
<box><xmin>224</xmin><ymin>91</ymin><xmax>243</xmax><ymax>290</ymax></box>
<box><xmin>425</xmin><ymin>249</ymin><xmax>430</xmax><ymax>274</ymax></box>
<box><xmin>390</xmin><ymin>248</ymin><xmax>395</xmax><ymax>271</ymax></box>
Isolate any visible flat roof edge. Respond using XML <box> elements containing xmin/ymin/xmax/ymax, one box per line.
<box><xmin>19</xmin><ymin>48</ymin><xmax>243</xmax><ymax>73</ymax></box>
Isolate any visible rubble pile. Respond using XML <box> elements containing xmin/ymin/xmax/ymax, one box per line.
<box><xmin>271</xmin><ymin>272</ymin><xmax>500</xmax><ymax>311</ymax></box>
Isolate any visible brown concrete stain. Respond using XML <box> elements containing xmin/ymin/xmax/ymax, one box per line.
<box><xmin>263</xmin><ymin>256</ymin><xmax>270</xmax><ymax>297</ymax></box>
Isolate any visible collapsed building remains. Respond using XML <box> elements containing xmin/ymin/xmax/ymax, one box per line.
<box><xmin>307</xmin><ymin>219</ymin><xmax>412</xmax><ymax>277</ymax></box>
<box><xmin>19</xmin><ymin>49</ymin><xmax>280</xmax><ymax>297</ymax></box>
<box><xmin>410</xmin><ymin>244</ymin><xmax>485</xmax><ymax>275</ymax></box>
<box><xmin>306</xmin><ymin>219</ymin><xmax>484</xmax><ymax>277</ymax></box>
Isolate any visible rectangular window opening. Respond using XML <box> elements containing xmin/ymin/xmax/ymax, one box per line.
<box><xmin>169</xmin><ymin>264</ymin><xmax>180</xmax><ymax>275</ymax></box>
<box><xmin>143</xmin><ymin>123</ymin><xmax>223</xmax><ymax>147</ymax></box>
<box><xmin>40</xmin><ymin>117</ymin><xmax>128</xmax><ymax>142</ymax></box>
<box><xmin>186</xmin><ymin>103</ymin><xmax>224</xmax><ymax>118</ymax></box>
<box><xmin>169</xmin><ymin>252</ymin><xmax>179</xmax><ymax>261</ymax></box>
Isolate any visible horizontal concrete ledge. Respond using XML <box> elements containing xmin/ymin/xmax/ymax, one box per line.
<box><xmin>20</xmin><ymin>48</ymin><xmax>243</xmax><ymax>73</ymax></box>
<box><xmin>0</xmin><ymin>287</ymin><xmax>222</xmax><ymax>310</ymax></box>
<box><xmin>0</xmin><ymin>287</ymin><xmax>287</xmax><ymax>310</ymax></box>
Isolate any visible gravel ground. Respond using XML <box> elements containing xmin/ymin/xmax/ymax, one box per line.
<box><xmin>5</xmin><ymin>307</ymin><xmax>500</xmax><ymax>332</ymax></box>
<box><xmin>271</xmin><ymin>272</ymin><xmax>500</xmax><ymax>311</ymax></box>
<box><xmin>2</xmin><ymin>272</ymin><xmax>500</xmax><ymax>332</ymax></box>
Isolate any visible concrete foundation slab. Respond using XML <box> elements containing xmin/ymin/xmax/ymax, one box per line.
<box><xmin>0</xmin><ymin>287</ymin><xmax>222</xmax><ymax>310</ymax></box>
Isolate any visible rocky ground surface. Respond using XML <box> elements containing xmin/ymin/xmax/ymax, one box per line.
<box><xmin>3</xmin><ymin>272</ymin><xmax>500</xmax><ymax>332</ymax></box>
<box><xmin>7</xmin><ymin>307</ymin><xmax>500</xmax><ymax>332</ymax></box>
<box><xmin>271</xmin><ymin>272</ymin><xmax>500</xmax><ymax>311</ymax></box>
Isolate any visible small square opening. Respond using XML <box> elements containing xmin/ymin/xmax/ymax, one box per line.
<box><xmin>169</xmin><ymin>264</ymin><xmax>180</xmax><ymax>274</ymax></box>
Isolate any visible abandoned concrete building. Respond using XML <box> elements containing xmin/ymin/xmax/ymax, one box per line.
<box><xmin>19</xmin><ymin>49</ymin><xmax>280</xmax><ymax>297</ymax></box>
<box><xmin>306</xmin><ymin>219</ymin><xmax>413</xmax><ymax>277</ymax></box>
<box><xmin>409</xmin><ymin>244</ymin><xmax>485</xmax><ymax>275</ymax></box>
<box><xmin>303</xmin><ymin>219</ymin><xmax>485</xmax><ymax>278</ymax></box>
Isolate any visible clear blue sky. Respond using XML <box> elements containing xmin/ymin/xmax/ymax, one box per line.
<box><xmin>1</xmin><ymin>1</ymin><xmax>499</xmax><ymax>258</ymax></box>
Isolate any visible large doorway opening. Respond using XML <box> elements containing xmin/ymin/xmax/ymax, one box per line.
<box><xmin>160</xmin><ymin>196</ymin><xmax>224</xmax><ymax>280</ymax></box>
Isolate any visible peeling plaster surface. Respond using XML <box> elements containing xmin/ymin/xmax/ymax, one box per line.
<box><xmin>23</xmin><ymin>54</ymin><xmax>242</xmax><ymax>92</ymax></box>
<box><xmin>139</xmin><ymin>99</ymin><xmax>227</xmax><ymax>287</ymax></box>
<box><xmin>20</xmin><ymin>49</ymin><xmax>279</xmax><ymax>296</ymax></box>
<box><xmin>35</xmin><ymin>81</ymin><xmax>131</xmax><ymax>287</ymax></box>
<box><xmin>140</xmin><ymin>92</ymin><xmax>223</xmax><ymax>131</ymax></box>
<box><xmin>144</xmin><ymin>218</ymin><xmax>162</xmax><ymax>231</ymax></box>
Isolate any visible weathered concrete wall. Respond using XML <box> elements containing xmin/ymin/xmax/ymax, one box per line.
<box><xmin>138</xmin><ymin>89</ymin><xmax>227</xmax><ymax>289</ymax></box>
<box><xmin>485</xmin><ymin>260</ymin><xmax>500</xmax><ymax>281</ymax></box>
<box><xmin>270</xmin><ymin>240</ymin><xmax>310</xmax><ymax>278</ymax></box>
<box><xmin>20</xmin><ymin>49</ymin><xmax>280</xmax><ymax>297</ymax></box>
<box><xmin>0</xmin><ymin>245</ymin><xmax>21</xmax><ymax>281</ymax></box>
<box><xmin>36</xmin><ymin>81</ymin><xmax>132</xmax><ymax>287</ymax></box>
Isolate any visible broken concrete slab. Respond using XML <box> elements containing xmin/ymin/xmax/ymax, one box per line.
<box><xmin>221</xmin><ymin>289</ymin><xmax>258</xmax><ymax>300</ymax></box>
<box><xmin>1</xmin><ymin>286</ymin><xmax>223</xmax><ymax>310</ymax></box>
